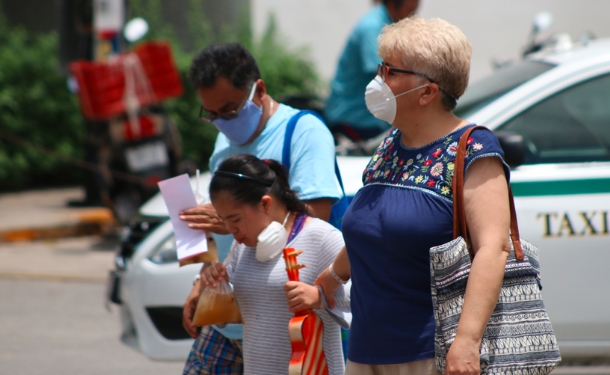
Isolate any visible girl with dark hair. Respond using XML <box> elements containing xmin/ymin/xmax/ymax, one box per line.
<box><xmin>182</xmin><ymin>42</ymin><xmax>343</xmax><ymax>375</ymax></box>
<box><xmin>201</xmin><ymin>154</ymin><xmax>350</xmax><ymax>375</ymax></box>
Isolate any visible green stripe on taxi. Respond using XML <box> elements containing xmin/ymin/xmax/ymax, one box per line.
<box><xmin>512</xmin><ymin>178</ymin><xmax>610</xmax><ymax>196</ymax></box>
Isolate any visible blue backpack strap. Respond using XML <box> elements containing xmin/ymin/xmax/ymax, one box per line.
<box><xmin>283</xmin><ymin>110</ymin><xmax>349</xmax><ymax>230</ymax></box>
<box><xmin>282</xmin><ymin>111</ymin><xmax>310</xmax><ymax>171</ymax></box>
<box><xmin>282</xmin><ymin>110</ymin><xmax>346</xmax><ymax>194</ymax></box>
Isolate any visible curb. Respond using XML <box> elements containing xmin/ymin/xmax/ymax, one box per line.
<box><xmin>0</xmin><ymin>271</ymin><xmax>107</xmax><ymax>283</ymax></box>
<box><xmin>0</xmin><ymin>208</ymin><xmax>117</xmax><ymax>242</ymax></box>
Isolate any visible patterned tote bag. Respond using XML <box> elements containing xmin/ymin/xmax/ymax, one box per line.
<box><xmin>429</xmin><ymin>126</ymin><xmax>561</xmax><ymax>375</ymax></box>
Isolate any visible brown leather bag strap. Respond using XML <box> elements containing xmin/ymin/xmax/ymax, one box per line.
<box><xmin>508</xmin><ymin>187</ymin><xmax>525</xmax><ymax>260</ymax></box>
<box><xmin>452</xmin><ymin>125</ymin><xmax>524</xmax><ymax>261</ymax></box>
<box><xmin>452</xmin><ymin>126</ymin><xmax>478</xmax><ymax>259</ymax></box>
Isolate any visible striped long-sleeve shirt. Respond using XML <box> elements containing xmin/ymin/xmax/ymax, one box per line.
<box><xmin>225</xmin><ymin>218</ymin><xmax>350</xmax><ymax>375</ymax></box>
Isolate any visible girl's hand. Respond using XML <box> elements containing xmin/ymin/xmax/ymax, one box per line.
<box><xmin>445</xmin><ymin>336</ymin><xmax>480</xmax><ymax>375</ymax></box>
<box><xmin>201</xmin><ymin>263</ymin><xmax>228</xmax><ymax>288</ymax></box>
<box><xmin>284</xmin><ymin>281</ymin><xmax>322</xmax><ymax>312</ymax></box>
<box><xmin>182</xmin><ymin>281</ymin><xmax>201</xmax><ymax>339</ymax></box>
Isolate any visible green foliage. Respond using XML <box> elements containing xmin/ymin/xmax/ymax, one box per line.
<box><xmin>0</xmin><ymin>2</ymin><xmax>320</xmax><ymax>190</ymax></box>
<box><xmin>0</xmin><ymin>17</ymin><xmax>84</xmax><ymax>191</ymax></box>
<box><xmin>252</xmin><ymin>14</ymin><xmax>320</xmax><ymax>98</ymax></box>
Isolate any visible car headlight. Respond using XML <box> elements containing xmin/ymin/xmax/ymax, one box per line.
<box><xmin>147</xmin><ymin>235</ymin><xmax>178</xmax><ymax>264</ymax></box>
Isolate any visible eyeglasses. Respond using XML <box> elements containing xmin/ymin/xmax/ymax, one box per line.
<box><xmin>377</xmin><ymin>62</ymin><xmax>435</xmax><ymax>83</ymax></box>
<box><xmin>199</xmin><ymin>83</ymin><xmax>256</xmax><ymax>123</ymax></box>
<box><xmin>377</xmin><ymin>63</ymin><xmax>457</xmax><ymax>101</ymax></box>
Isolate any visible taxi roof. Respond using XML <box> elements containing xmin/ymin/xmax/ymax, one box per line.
<box><xmin>528</xmin><ymin>36</ymin><xmax>610</xmax><ymax>67</ymax></box>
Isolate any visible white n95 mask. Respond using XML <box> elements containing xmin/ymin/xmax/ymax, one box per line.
<box><xmin>365</xmin><ymin>75</ymin><xmax>429</xmax><ymax>124</ymax></box>
<box><xmin>256</xmin><ymin>212</ymin><xmax>290</xmax><ymax>262</ymax></box>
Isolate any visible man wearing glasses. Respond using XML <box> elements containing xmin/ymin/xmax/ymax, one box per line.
<box><xmin>180</xmin><ymin>43</ymin><xmax>342</xmax><ymax>375</ymax></box>
<box><xmin>325</xmin><ymin>0</ymin><xmax>419</xmax><ymax>142</ymax></box>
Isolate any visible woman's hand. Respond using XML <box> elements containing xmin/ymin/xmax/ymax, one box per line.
<box><xmin>201</xmin><ymin>263</ymin><xmax>228</xmax><ymax>288</ymax></box>
<box><xmin>313</xmin><ymin>268</ymin><xmax>342</xmax><ymax>309</ymax></box>
<box><xmin>179</xmin><ymin>203</ymin><xmax>229</xmax><ymax>234</ymax></box>
<box><xmin>313</xmin><ymin>246</ymin><xmax>350</xmax><ymax>309</ymax></box>
<box><xmin>284</xmin><ymin>281</ymin><xmax>322</xmax><ymax>312</ymax></box>
<box><xmin>445</xmin><ymin>337</ymin><xmax>480</xmax><ymax>375</ymax></box>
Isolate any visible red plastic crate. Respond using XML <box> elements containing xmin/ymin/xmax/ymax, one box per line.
<box><xmin>70</xmin><ymin>42</ymin><xmax>183</xmax><ymax>120</ymax></box>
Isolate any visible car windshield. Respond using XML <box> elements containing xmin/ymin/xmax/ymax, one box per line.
<box><xmin>454</xmin><ymin>61</ymin><xmax>556</xmax><ymax>118</ymax></box>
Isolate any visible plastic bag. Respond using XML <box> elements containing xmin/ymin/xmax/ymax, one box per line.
<box><xmin>193</xmin><ymin>279</ymin><xmax>243</xmax><ymax>327</ymax></box>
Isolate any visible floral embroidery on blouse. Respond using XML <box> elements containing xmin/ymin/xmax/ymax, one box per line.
<box><xmin>362</xmin><ymin>127</ymin><xmax>486</xmax><ymax>198</ymax></box>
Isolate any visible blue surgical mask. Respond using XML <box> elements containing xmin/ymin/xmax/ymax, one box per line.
<box><xmin>212</xmin><ymin>84</ymin><xmax>262</xmax><ymax>145</ymax></box>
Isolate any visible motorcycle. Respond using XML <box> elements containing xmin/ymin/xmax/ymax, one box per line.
<box><xmin>105</xmin><ymin>106</ymin><xmax>184</xmax><ymax>222</ymax></box>
<box><xmin>492</xmin><ymin>11</ymin><xmax>596</xmax><ymax>71</ymax></box>
<box><xmin>70</xmin><ymin>18</ymin><xmax>187</xmax><ymax>223</ymax></box>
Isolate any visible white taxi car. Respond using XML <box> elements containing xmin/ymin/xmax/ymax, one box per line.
<box><xmin>110</xmin><ymin>36</ymin><xmax>610</xmax><ymax>361</ymax></box>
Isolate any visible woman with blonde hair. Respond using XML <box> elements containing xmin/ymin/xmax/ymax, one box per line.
<box><xmin>316</xmin><ymin>17</ymin><xmax>511</xmax><ymax>375</ymax></box>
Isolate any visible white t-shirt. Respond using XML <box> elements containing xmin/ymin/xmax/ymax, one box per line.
<box><xmin>225</xmin><ymin>218</ymin><xmax>350</xmax><ymax>375</ymax></box>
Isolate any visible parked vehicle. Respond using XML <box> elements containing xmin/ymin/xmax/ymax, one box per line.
<box><xmin>104</xmin><ymin>106</ymin><xmax>183</xmax><ymax>222</ymax></box>
<box><xmin>69</xmin><ymin>18</ymin><xmax>186</xmax><ymax>222</ymax></box>
<box><xmin>108</xmin><ymin>35</ymin><xmax>610</xmax><ymax>361</ymax></box>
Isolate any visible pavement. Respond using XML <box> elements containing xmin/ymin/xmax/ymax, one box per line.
<box><xmin>0</xmin><ymin>187</ymin><xmax>116</xmax><ymax>242</ymax></box>
<box><xmin>0</xmin><ymin>187</ymin><xmax>118</xmax><ymax>283</ymax></box>
<box><xmin>0</xmin><ymin>236</ymin><xmax>116</xmax><ymax>283</ymax></box>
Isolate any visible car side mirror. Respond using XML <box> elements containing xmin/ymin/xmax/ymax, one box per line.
<box><xmin>495</xmin><ymin>131</ymin><xmax>525</xmax><ymax>168</ymax></box>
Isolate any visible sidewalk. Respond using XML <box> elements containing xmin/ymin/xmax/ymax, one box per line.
<box><xmin>0</xmin><ymin>236</ymin><xmax>115</xmax><ymax>283</ymax></box>
<box><xmin>0</xmin><ymin>187</ymin><xmax>116</xmax><ymax>242</ymax></box>
<box><xmin>0</xmin><ymin>187</ymin><xmax>118</xmax><ymax>282</ymax></box>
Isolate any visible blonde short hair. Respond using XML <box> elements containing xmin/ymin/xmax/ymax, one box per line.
<box><xmin>378</xmin><ymin>17</ymin><xmax>472</xmax><ymax>108</ymax></box>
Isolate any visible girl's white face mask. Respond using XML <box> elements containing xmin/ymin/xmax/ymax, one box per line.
<box><xmin>365</xmin><ymin>75</ymin><xmax>429</xmax><ymax>124</ymax></box>
<box><xmin>255</xmin><ymin>212</ymin><xmax>290</xmax><ymax>262</ymax></box>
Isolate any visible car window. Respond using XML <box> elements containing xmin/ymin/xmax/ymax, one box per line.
<box><xmin>454</xmin><ymin>61</ymin><xmax>555</xmax><ymax>118</ymax></box>
<box><xmin>498</xmin><ymin>73</ymin><xmax>610</xmax><ymax>164</ymax></box>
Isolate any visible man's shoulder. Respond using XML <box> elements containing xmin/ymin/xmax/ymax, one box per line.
<box><xmin>210</xmin><ymin>105</ymin><xmax>333</xmax><ymax>172</ymax></box>
<box><xmin>260</xmin><ymin>103</ymin><xmax>299</xmax><ymax>136</ymax></box>
<box><xmin>273</xmin><ymin>105</ymin><xmax>328</xmax><ymax>136</ymax></box>
<box><xmin>273</xmin><ymin>103</ymin><xmax>300</xmax><ymax>121</ymax></box>
<box><xmin>290</xmin><ymin>112</ymin><xmax>331</xmax><ymax>140</ymax></box>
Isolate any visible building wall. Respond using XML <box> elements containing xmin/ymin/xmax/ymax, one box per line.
<box><xmin>7</xmin><ymin>0</ymin><xmax>610</xmax><ymax>84</ymax></box>
<box><xmin>252</xmin><ymin>0</ymin><xmax>370</xmax><ymax>84</ymax></box>
<box><xmin>252</xmin><ymin>0</ymin><xmax>610</xmax><ymax>83</ymax></box>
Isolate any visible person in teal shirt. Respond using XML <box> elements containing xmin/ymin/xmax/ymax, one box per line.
<box><xmin>325</xmin><ymin>0</ymin><xmax>420</xmax><ymax>141</ymax></box>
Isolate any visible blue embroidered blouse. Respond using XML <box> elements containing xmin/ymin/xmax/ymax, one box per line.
<box><xmin>342</xmin><ymin>124</ymin><xmax>510</xmax><ymax>364</ymax></box>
